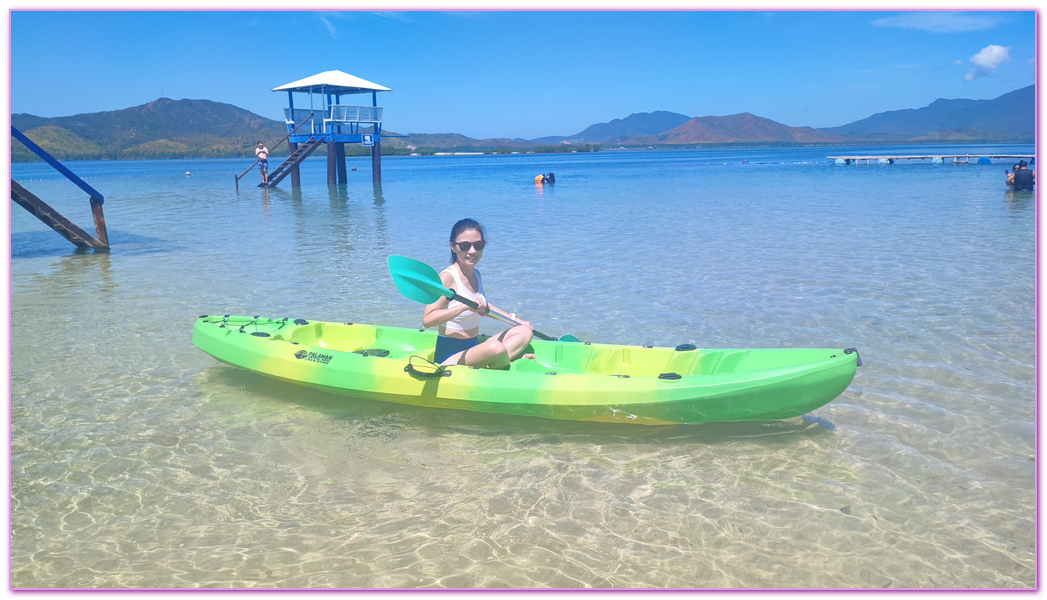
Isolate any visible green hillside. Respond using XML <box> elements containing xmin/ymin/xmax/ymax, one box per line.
<box><xmin>11</xmin><ymin>125</ymin><xmax>104</xmax><ymax>161</ymax></box>
<box><xmin>12</xmin><ymin>98</ymin><xmax>289</xmax><ymax>161</ymax></box>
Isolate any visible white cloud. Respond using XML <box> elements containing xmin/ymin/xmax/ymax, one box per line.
<box><xmin>317</xmin><ymin>12</ymin><xmax>338</xmax><ymax>38</ymax></box>
<box><xmin>369</xmin><ymin>12</ymin><xmax>413</xmax><ymax>21</ymax></box>
<box><xmin>872</xmin><ymin>11</ymin><xmax>1008</xmax><ymax>33</ymax></box>
<box><xmin>315</xmin><ymin>11</ymin><xmax>359</xmax><ymax>38</ymax></box>
<box><xmin>965</xmin><ymin>44</ymin><xmax>1012</xmax><ymax>80</ymax></box>
<box><xmin>315</xmin><ymin>11</ymin><xmax>403</xmax><ymax>38</ymax></box>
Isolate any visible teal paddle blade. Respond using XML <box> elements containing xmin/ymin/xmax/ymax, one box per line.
<box><xmin>388</xmin><ymin>255</ymin><xmax>561</xmax><ymax>342</ymax></box>
<box><xmin>558</xmin><ymin>334</ymin><xmax>580</xmax><ymax>343</ymax></box>
<box><xmin>388</xmin><ymin>255</ymin><xmax>454</xmax><ymax>305</ymax></box>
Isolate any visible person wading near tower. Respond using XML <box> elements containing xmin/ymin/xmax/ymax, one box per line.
<box><xmin>255</xmin><ymin>141</ymin><xmax>270</xmax><ymax>186</ymax></box>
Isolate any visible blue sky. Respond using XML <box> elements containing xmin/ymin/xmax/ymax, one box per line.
<box><xmin>8</xmin><ymin>10</ymin><xmax>1037</xmax><ymax>140</ymax></box>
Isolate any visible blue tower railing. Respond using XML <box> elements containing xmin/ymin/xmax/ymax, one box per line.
<box><xmin>283</xmin><ymin>90</ymin><xmax>384</xmax><ymax>146</ymax></box>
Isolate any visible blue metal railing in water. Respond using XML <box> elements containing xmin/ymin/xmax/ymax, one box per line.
<box><xmin>12</xmin><ymin>126</ymin><xmax>105</xmax><ymax>204</ymax></box>
<box><xmin>11</xmin><ymin>125</ymin><xmax>109</xmax><ymax>249</ymax></box>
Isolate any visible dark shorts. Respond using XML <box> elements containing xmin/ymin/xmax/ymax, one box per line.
<box><xmin>258</xmin><ymin>159</ymin><xmax>268</xmax><ymax>170</ymax></box>
<box><xmin>435</xmin><ymin>335</ymin><xmax>479</xmax><ymax>364</ymax></box>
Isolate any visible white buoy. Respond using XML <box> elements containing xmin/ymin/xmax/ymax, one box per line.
<box><xmin>186</xmin><ymin>171</ymin><xmax>191</xmax><ymax>177</ymax></box>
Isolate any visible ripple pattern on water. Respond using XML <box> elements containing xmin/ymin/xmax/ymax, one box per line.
<box><xmin>10</xmin><ymin>148</ymin><xmax>1035</xmax><ymax>588</ymax></box>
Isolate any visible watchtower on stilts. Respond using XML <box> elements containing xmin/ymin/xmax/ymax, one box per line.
<box><xmin>260</xmin><ymin>70</ymin><xmax>391</xmax><ymax>188</ymax></box>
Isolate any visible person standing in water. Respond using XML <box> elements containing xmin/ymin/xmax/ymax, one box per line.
<box><xmin>423</xmin><ymin>219</ymin><xmax>535</xmax><ymax>367</ymax></box>
<box><xmin>1012</xmin><ymin>160</ymin><xmax>1035</xmax><ymax>191</ymax></box>
<box><xmin>255</xmin><ymin>141</ymin><xmax>270</xmax><ymax>186</ymax></box>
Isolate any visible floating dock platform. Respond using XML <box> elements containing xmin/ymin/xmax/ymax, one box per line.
<box><xmin>829</xmin><ymin>154</ymin><xmax>1035</xmax><ymax>165</ymax></box>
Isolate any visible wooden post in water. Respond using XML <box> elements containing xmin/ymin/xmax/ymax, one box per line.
<box><xmin>336</xmin><ymin>142</ymin><xmax>347</xmax><ymax>184</ymax></box>
<box><xmin>289</xmin><ymin>142</ymin><xmax>301</xmax><ymax>186</ymax></box>
<box><xmin>90</xmin><ymin>196</ymin><xmax>109</xmax><ymax>247</ymax></box>
<box><xmin>327</xmin><ymin>142</ymin><xmax>337</xmax><ymax>185</ymax></box>
<box><xmin>372</xmin><ymin>138</ymin><xmax>382</xmax><ymax>183</ymax></box>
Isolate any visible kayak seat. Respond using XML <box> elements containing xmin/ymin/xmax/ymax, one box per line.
<box><xmin>280</xmin><ymin>322</ymin><xmax>427</xmax><ymax>355</ymax></box>
<box><xmin>671</xmin><ymin>350</ymin><xmax>751</xmax><ymax>375</ymax></box>
<box><xmin>352</xmin><ymin>348</ymin><xmax>391</xmax><ymax>358</ymax></box>
<box><xmin>689</xmin><ymin>351</ymin><xmax>724</xmax><ymax>375</ymax></box>
<box><xmin>509</xmin><ymin>357</ymin><xmax>562</xmax><ymax>373</ymax></box>
<box><xmin>664</xmin><ymin>348</ymin><xmax>702</xmax><ymax>375</ymax></box>
<box><xmin>534</xmin><ymin>342</ymin><xmax>596</xmax><ymax>373</ymax></box>
<box><xmin>714</xmin><ymin>351</ymin><xmax>750</xmax><ymax>374</ymax></box>
<box><xmin>585</xmin><ymin>346</ymin><xmax>676</xmax><ymax>378</ymax></box>
<box><xmin>577</xmin><ymin>347</ymin><xmax>754</xmax><ymax>378</ymax></box>
<box><xmin>278</xmin><ymin>321</ymin><xmax>326</xmax><ymax>344</ymax></box>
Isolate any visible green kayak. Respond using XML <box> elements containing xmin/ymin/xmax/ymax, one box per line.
<box><xmin>192</xmin><ymin>315</ymin><xmax>859</xmax><ymax>425</ymax></box>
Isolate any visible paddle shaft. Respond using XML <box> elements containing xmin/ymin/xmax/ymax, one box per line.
<box><xmin>448</xmin><ymin>289</ymin><xmax>557</xmax><ymax>341</ymax></box>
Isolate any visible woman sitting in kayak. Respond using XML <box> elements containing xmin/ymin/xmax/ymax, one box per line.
<box><xmin>422</xmin><ymin>218</ymin><xmax>535</xmax><ymax>367</ymax></box>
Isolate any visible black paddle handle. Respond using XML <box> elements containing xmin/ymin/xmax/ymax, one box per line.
<box><xmin>449</xmin><ymin>290</ymin><xmax>557</xmax><ymax>341</ymax></box>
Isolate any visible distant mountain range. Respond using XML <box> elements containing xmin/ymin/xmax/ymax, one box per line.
<box><xmin>629</xmin><ymin>113</ymin><xmax>849</xmax><ymax>145</ymax></box>
<box><xmin>534</xmin><ymin>110</ymin><xmax>694</xmax><ymax>145</ymax></box>
<box><xmin>549</xmin><ymin>85</ymin><xmax>1033</xmax><ymax>146</ymax></box>
<box><xmin>820</xmin><ymin>85</ymin><xmax>1034</xmax><ymax>142</ymax></box>
<box><xmin>11</xmin><ymin>85</ymin><xmax>1034</xmax><ymax>161</ymax></box>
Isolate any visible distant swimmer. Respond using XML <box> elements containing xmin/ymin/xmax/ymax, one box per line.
<box><xmin>255</xmin><ymin>141</ymin><xmax>270</xmax><ymax>186</ymax></box>
<box><xmin>544</xmin><ymin>172</ymin><xmax>555</xmax><ymax>183</ymax></box>
<box><xmin>535</xmin><ymin>174</ymin><xmax>544</xmax><ymax>184</ymax></box>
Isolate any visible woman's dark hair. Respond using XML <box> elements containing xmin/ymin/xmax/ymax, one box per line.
<box><xmin>449</xmin><ymin>218</ymin><xmax>486</xmax><ymax>263</ymax></box>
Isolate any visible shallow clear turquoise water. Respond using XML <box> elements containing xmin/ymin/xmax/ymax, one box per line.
<box><xmin>10</xmin><ymin>144</ymin><xmax>1035</xmax><ymax>588</ymax></box>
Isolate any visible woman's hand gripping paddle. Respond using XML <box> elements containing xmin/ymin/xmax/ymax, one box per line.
<box><xmin>388</xmin><ymin>255</ymin><xmax>563</xmax><ymax>342</ymax></box>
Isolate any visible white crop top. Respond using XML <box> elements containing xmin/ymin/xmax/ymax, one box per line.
<box><xmin>442</xmin><ymin>267</ymin><xmax>486</xmax><ymax>334</ymax></box>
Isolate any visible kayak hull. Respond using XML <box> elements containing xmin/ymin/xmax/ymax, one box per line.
<box><xmin>192</xmin><ymin>316</ymin><xmax>859</xmax><ymax>425</ymax></box>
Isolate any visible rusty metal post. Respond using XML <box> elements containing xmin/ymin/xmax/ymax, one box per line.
<box><xmin>90</xmin><ymin>196</ymin><xmax>109</xmax><ymax>248</ymax></box>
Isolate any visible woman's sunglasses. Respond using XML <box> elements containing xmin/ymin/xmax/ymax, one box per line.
<box><xmin>455</xmin><ymin>241</ymin><xmax>486</xmax><ymax>252</ymax></box>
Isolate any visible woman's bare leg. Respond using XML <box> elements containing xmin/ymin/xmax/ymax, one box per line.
<box><xmin>496</xmin><ymin>325</ymin><xmax>534</xmax><ymax>361</ymax></box>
